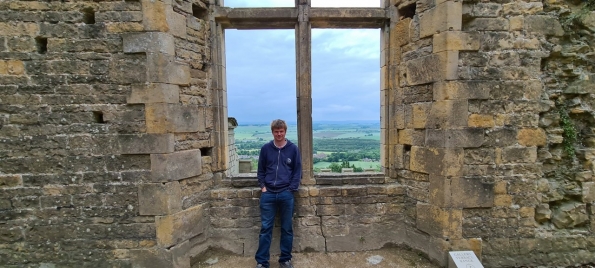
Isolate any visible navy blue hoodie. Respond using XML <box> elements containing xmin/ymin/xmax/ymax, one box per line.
<box><xmin>257</xmin><ymin>139</ymin><xmax>302</xmax><ymax>193</ymax></box>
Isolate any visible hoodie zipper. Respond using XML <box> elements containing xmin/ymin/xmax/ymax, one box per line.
<box><xmin>274</xmin><ymin>146</ymin><xmax>281</xmax><ymax>188</ymax></box>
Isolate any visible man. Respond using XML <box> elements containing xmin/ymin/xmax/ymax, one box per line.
<box><xmin>255</xmin><ymin>119</ymin><xmax>302</xmax><ymax>268</ymax></box>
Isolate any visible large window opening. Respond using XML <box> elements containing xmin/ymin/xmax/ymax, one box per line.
<box><xmin>216</xmin><ymin>1</ymin><xmax>388</xmax><ymax>178</ymax></box>
<box><xmin>311</xmin><ymin>29</ymin><xmax>381</xmax><ymax>173</ymax></box>
<box><xmin>226</xmin><ymin>29</ymin><xmax>297</xmax><ymax>173</ymax></box>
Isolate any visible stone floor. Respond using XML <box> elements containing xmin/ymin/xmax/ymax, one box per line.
<box><xmin>191</xmin><ymin>247</ymin><xmax>440</xmax><ymax>268</ymax></box>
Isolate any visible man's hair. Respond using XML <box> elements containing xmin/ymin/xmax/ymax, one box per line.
<box><xmin>270</xmin><ymin>119</ymin><xmax>287</xmax><ymax>131</ymax></box>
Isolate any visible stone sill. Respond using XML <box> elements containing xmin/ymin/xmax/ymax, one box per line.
<box><xmin>225</xmin><ymin>172</ymin><xmax>387</xmax><ymax>188</ymax></box>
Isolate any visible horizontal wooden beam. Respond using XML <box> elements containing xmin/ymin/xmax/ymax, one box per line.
<box><xmin>311</xmin><ymin>8</ymin><xmax>387</xmax><ymax>28</ymax></box>
<box><xmin>214</xmin><ymin>7</ymin><xmax>297</xmax><ymax>29</ymax></box>
<box><xmin>214</xmin><ymin>6</ymin><xmax>387</xmax><ymax>29</ymax></box>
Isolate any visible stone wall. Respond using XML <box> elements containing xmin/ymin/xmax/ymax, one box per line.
<box><xmin>210</xmin><ymin>174</ymin><xmax>406</xmax><ymax>257</ymax></box>
<box><xmin>1</xmin><ymin>0</ymin><xmax>595</xmax><ymax>267</ymax></box>
<box><xmin>0</xmin><ymin>0</ymin><xmax>216</xmax><ymax>267</ymax></box>
<box><xmin>388</xmin><ymin>0</ymin><xmax>595</xmax><ymax>266</ymax></box>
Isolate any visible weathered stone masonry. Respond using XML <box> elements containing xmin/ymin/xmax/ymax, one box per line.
<box><xmin>0</xmin><ymin>0</ymin><xmax>594</xmax><ymax>267</ymax></box>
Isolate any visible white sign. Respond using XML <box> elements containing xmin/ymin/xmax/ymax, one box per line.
<box><xmin>448</xmin><ymin>251</ymin><xmax>484</xmax><ymax>268</ymax></box>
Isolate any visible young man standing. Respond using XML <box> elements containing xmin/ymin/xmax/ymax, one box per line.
<box><xmin>255</xmin><ymin>119</ymin><xmax>302</xmax><ymax>268</ymax></box>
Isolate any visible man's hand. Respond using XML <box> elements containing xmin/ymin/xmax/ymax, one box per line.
<box><xmin>261</xmin><ymin>187</ymin><xmax>267</xmax><ymax>192</ymax></box>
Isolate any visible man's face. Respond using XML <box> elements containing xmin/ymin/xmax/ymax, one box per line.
<box><xmin>272</xmin><ymin>128</ymin><xmax>286</xmax><ymax>142</ymax></box>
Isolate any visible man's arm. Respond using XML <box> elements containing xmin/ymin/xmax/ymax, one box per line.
<box><xmin>289</xmin><ymin>144</ymin><xmax>302</xmax><ymax>192</ymax></box>
<box><xmin>257</xmin><ymin>146</ymin><xmax>266</xmax><ymax>190</ymax></box>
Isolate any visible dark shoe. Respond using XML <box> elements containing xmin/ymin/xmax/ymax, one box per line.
<box><xmin>279</xmin><ymin>260</ymin><xmax>293</xmax><ymax>268</ymax></box>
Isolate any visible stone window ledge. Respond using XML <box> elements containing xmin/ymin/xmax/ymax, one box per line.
<box><xmin>225</xmin><ymin>172</ymin><xmax>387</xmax><ymax>188</ymax></box>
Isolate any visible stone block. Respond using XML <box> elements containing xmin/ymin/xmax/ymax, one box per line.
<box><xmin>416</xmin><ymin>203</ymin><xmax>462</xmax><ymax>239</ymax></box>
<box><xmin>410</xmin><ymin>146</ymin><xmax>464</xmax><ymax>176</ymax></box>
<box><xmin>468</xmin><ymin>114</ymin><xmax>495</xmax><ymax>128</ymax></box>
<box><xmin>493</xmin><ymin>194</ymin><xmax>512</xmax><ymax>206</ymax></box>
<box><xmin>425</xmin><ymin>128</ymin><xmax>484</xmax><ymax>148</ymax></box>
<box><xmin>583</xmin><ymin>11</ymin><xmax>595</xmax><ymax>33</ymax></box>
<box><xmin>128</xmin><ymin>83</ymin><xmax>180</xmax><ymax>104</ymax></box>
<box><xmin>156</xmin><ymin>204</ymin><xmax>207</xmax><ymax>247</ymax></box>
<box><xmin>433</xmin><ymin>81</ymin><xmax>497</xmax><ymax>100</ymax></box>
<box><xmin>166</xmin><ymin>7</ymin><xmax>187</xmax><ymax>38</ymax></box>
<box><xmin>490</xmin><ymin>80</ymin><xmax>543</xmax><ymax>101</ymax></box>
<box><xmin>0</xmin><ymin>61</ymin><xmax>6</xmax><ymax>75</ymax></box>
<box><xmin>398</xmin><ymin>129</ymin><xmax>425</xmax><ymax>146</ymax></box>
<box><xmin>564</xmin><ymin>79</ymin><xmax>595</xmax><ymax>95</ymax></box>
<box><xmin>169</xmin><ymin>239</ymin><xmax>198</xmax><ymax>268</ymax></box>
<box><xmin>109</xmin><ymin>54</ymin><xmax>147</xmax><ymax>84</ymax></box>
<box><xmin>387</xmin><ymin>64</ymin><xmax>400</xmax><ymax>90</ymax></box>
<box><xmin>507</xmin><ymin>16</ymin><xmax>523</xmax><ymax>31</ymax></box>
<box><xmin>394</xmin><ymin>104</ymin><xmax>405</xmax><ymax>129</ymax></box>
<box><xmin>146</xmin><ymin>53</ymin><xmax>191</xmax><ymax>85</ymax></box>
<box><xmin>484</xmin><ymin>127</ymin><xmax>517</xmax><ymax>147</ymax></box>
<box><xmin>436</xmin><ymin>51</ymin><xmax>459</xmax><ymax>81</ymax></box>
<box><xmin>463</xmin><ymin>18</ymin><xmax>509</xmax><ymax>31</ymax></box>
<box><xmin>430</xmin><ymin>175</ymin><xmax>494</xmax><ymax>208</ymax></box>
<box><xmin>501</xmin><ymin>147</ymin><xmax>537</xmax><ymax>163</ymax></box>
<box><xmin>582</xmin><ymin>182</ymin><xmax>595</xmax><ymax>203</ymax></box>
<box><xmin>317</xmin><ymin>205</ymin><xmax>345</xmax><ymax>216</ymax></box>
<box><xmin>433</xmin><ymin>31</ymin><xmax>480</xmax><ymax>53</ymax></box>
<box><xmin>106</xmin><ymin>22</ymin><xmax>144</xmax><ymax>33</ymax></box>
<box><xmin>426</xmin><ymin>100</ymin><xmax>468</xmax><ymax>129</ymax></box>
<box><xmin>118</xmin><ymin>133</ymin><xmax>174</xmax><ymax>154</ymax></box>
<box><xmin>502</xmin><ymin>1</ymin><xmax>543</xmax><ymax>15</ymax></box>
<box><xmin>123</xmin><ymin>32</ymin><xmax>175</xmax><ymax>55</ymax></box>
<box><xmin>404</xmin><ymin>54</ymin><xmax>442</xmax><ymax>85</ymax></box>
<box><xmin>0</xmin><ymin>175</ymin><xmax>22</xmax><ymax>188</ymax></box>
<box><xmin>130</xmin><ymin>248</ymin><xmax>174</xmax><ymax>268</ymax></box>
<box><xmin>0</xmin><ymin>22</ymin><xmax>39</xmax><ymax>36</ymax></box>
<box><xmin>391</xmin><ymin>18</ymin><xmax>411</xmax><ymax>48</ymax></box>
<box><xmin>150</xmin><ymin>149</ymin><xmax>202</xmax><ymax>182</ymax></box>
<box><xmin>145</xmin><ymin>103</ymin><xmax>200</xmax><ymax>133</ymax></box>
<box><xmin>471</xmin><ymin>2</ymin><xmax>502</xmax><ymax>17</ymax></box>
<box><xmin>419</xmin><ymin>1</ymin><xmax>462</xmax><ymax>38</ymax></box>
<box><xmin>389</xmin><ymin>144</ymin><xmax>405</xmax><ymax>170</ymax></box>
<box><xmin>412</xmin><ymin>102</ymin><xmax>431</xmax><ymax>129</ymax></box>
<box><xmin>517</xmin><ymin>128</ymin><xmax>546</xmax><ymax>146</ymax></box>
<box><xmin>142</xmin><ymin>0</ymin><xmax>169</xmax><ymax>32</ymax></box>
<box><xmin>524</xmin><ymin>15</ymin><xmax>564</xmax><ymax>36</ymax></box>
<box><xmin>6</xmin><ymin>60</ymin><xmax>25</xmax><ymax>75</ymax></box>
<box><xmin>551</xmin><ymin>202</ymin><xmax>589</xmax><ymax>228</ymax></box>
<box><xmin>138</xmin><ymin>182</ymin><xmax>182</xmax><ymax>215</ymax></box>
<box><xmin>575</xmin><ymin>171</ymin><xmax>593</xmax><ymax>182</ymax></box>
<box><xmin>294</xmin><ymin>225</ymin><xmax>326</xmax><ymax>252</ymax></box>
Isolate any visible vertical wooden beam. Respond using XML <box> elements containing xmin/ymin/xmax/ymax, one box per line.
<box><xmin>295</xmin><ymin>0</ymin><xmax>314</xmax><ymax>184</ymax></box>
<box><xmin>210</xmin><ymin>2</ymin><xmax>229</xmax><ymax>172</ymax></box>
<box><xmin>385</xmin><ymin>2</ymin><xmax>400</xmax><ymax>177</ymax></box>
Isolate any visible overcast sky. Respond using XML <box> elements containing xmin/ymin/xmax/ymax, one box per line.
<box><xmin>224</xmin><ymin>0</ymin><xmax>381</xmax><ymax>124</ymax></box>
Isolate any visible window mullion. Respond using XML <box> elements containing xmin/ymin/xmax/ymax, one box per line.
<box><xmin>296</xmin><ymin>1</ymin><xmax>314</xmax><ymax>183</ymax></box>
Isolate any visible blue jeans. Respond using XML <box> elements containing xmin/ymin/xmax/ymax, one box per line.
<box><xmin>255</xmin><ymin>190</ymin><xmax>295</xmax><ymax>267</ymax></box>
